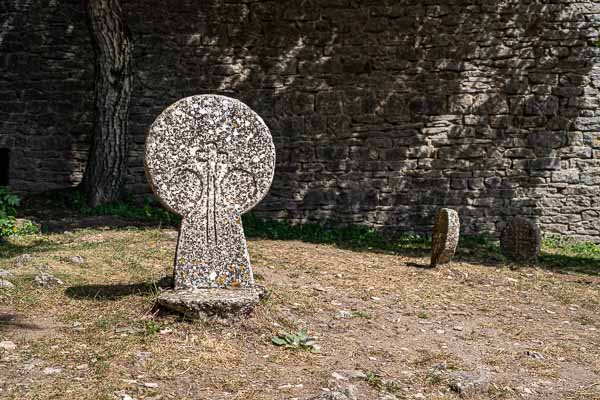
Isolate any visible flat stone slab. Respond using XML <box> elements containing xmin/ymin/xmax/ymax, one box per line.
<box><xmin>158</xmin><ymin>288</ymin><xmax>260</xmax><ymax>318</ymax></box>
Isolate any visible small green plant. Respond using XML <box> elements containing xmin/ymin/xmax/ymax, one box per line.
<box><xmin>425</xmin><ymin>369</ymin><xmax>444</xmax><ymax>385</ymax></box>
<box><xmin>351</xmin><ymin>311</ymin><xmax>372</xmax><ymax>319</ymax></box>
<box><xmin>144</xmin><ymin>320</ymin><xmax>163</xmax><ymax>336</ymax></box>
<box><xmin>0</xmin><ymin>186</ymin><xmax>20</xmax><ymax>237</ymax></box>
<box><xmin>271</xmin><ymin>329</ymin><xmax>320</xmax><ymax>352</ymax></box>
<box><xmin>365</xmin><ymin>370</ymin><xmax>384</xmax><ymax>390</ymax></box>
<box><xmin>417</xmin><ymin>311</ymin><xmax>430</xmax><ymax>319</ymax></box>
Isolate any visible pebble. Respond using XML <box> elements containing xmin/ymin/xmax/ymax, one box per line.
<box><xmin>70</xmin><ymin>255</ymin><xmax>86</xmax><ymax>265</ymax></box>
<box><xmin>525</xmin><ymin>350</ymin><xmax>545</xmax><ymax>360</ymax></box>
<box><xmin>331</xmin><ymin>370</ymin><xmax>367</xmax><ymax>381</ymax></box>
<box><xmin>0</xmin><ymin>279</ymin><xmax>15</xmax><ymax>289</ymax></box>
<box><xmin>43</xmin><ymin>367</ymin><xmax>63</xmax><ymax>375</ymax></box>
<box><xmin>449</xmin><ymin>369</ymin><xmax>491</xmax><ymax>395</ymax></box>
<box><xmin>0</xmin><ymin>269</ymin><xmax>13</xmax><ymax>278</ymax></box>
<box><xmin>33</xmin><ymin>272</ymin><xmax>64</xmax><ymax>288</ymax></box>
<box><xmin>14</xmin><ymin>254</ymin><xmax>33</xmax><ymax>267</ymax></box>
<box><xmin>337</xmin><ymin>310</ymin><xmax>353</xmax><ymax>319</ymax></box>
<box><xmin>0</xmin><ymin>341</ymin><xmax>16</xmax><ymax>351</ymax></box>
<box><xmin>143</xmin><ymin>382</ymin><xmax>159</xmax><ymax>388</ymax></box>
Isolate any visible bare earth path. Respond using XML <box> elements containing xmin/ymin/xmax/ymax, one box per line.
<box><xmin>0</xmin><ymin>227</ymin><xmax>598</xmax><ymax>399</ymax></box>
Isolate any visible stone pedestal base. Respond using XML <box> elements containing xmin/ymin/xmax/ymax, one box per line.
<box><xmin>158</xmin><ymin>287</ymin><xmax>260</xmax><ymax>319</ymax></box>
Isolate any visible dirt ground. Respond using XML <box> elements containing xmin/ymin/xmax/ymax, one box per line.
<box><xmin>0</xmin><ymin>226</ymin><xmax>598</xmax><ymax>400</ymax></box>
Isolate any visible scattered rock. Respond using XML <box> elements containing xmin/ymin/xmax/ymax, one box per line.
<box><xmin>255</xmin><ymin>283</ymin><xmax>269</xmax><ymax>300</ymax></box>
<box><xmin>42</xmin><ymin>367</ymin><xmax>63</xmax><ymax>375</ymax></box>
<box><xmin>142</xmin><ymin>382</ymin><xmax>159</xmax><ymax>388</ymax></box>
<box><xmin>0</xmin><ymin>279</ymin><xmax>15</xmax><ymax>289</ymax></box>
<box><xmin>33</xmin><ymin>272</ymin><xmax>64</xmax><ymax>288</ymax></box>
<box><xmin>337</xmin><ymin>310</ymin><xmax>353</xmax><ymax>319</ymax></box>
<box><xmin>35</xmin><ymin>264</ymin><xmax>50</xmax><ymax>271</ymax></box>
<box><xmin>69</xmin><ymin>255</ymin><xmax>86</xmax><ymax>265</ymax></box>
<box><xmin>14</xmin><ymin>254</ymin><xmax>33</xmax><ymax>268</ymax></box>
<box><xmin>117</xmin><ymin>393</ymin><xmax>135</xmax><ymax>400</ymax></box>
<box><xmin>525</xmin><ymin>350</ymin><xmax>545</xmax><ymax>360</ymax></box>
<box><xmin>314</xmin><ymin>387</ymin><xmax>357</xmax><ymax>400</ymax></box>
<box><xmin>449</xmin><ymin>369</ymin><xmax>491</xmax><ymax>396</ymax></box>
<box><xmin>0</xmin><ymin>269</ymin><xmax>14</xmax><ymax>278</ymax></box>
<box><xmin>0</xmin><ymin>341</ymin><xmax>17</xmax><ymax>351</ymax></box>
<box><xmin>136</xmin><ymin>351</ymin><xmax>152</xmax><ymax>360</ymax></box>
<box><xmin>331</xmin><ymin>370</ymin><xmax>367</xmax><ymax>381</ymax></box>
<box><xmin>115</xmin><ymin>326</ymin><xmax>143</xmax><ymax>334</ymax></box>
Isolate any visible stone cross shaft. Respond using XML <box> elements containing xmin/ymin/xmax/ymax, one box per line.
<box><xmin>145</xmin><ymin>95</ymin><xmax>275</xmax><ymax>291</ymax></box>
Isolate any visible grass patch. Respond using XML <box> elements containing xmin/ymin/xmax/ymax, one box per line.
<box><xmin>20</xmin><ymin>190</ymin><xmax>600</xmax><ymax>276</ymax></box>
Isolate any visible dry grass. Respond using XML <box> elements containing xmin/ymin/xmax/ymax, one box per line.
<box><xmin>0</xmin><ymin>226</ymin><xmax>599</xmax><ymax>399</ymax></box>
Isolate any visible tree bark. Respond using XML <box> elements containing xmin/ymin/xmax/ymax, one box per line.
<box><xmin>81</xmin><ymin>0</ymin><xmax>133</xmax><ymax>207</ymax></box>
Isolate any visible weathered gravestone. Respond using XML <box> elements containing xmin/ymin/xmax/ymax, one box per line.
<box><xmin>145</xmin><ymin>95</ymin><xmax>275</xmax><ymax>317</ymax></box>
<box><xmin>500</xmin><ymin>217</ymin><xmax>541</xmax><ymax>262</ymax></box>
<box><xmin>430</xmin><ymin>208</ymin><xmax>460</xmax><ymax>267</ymax></box>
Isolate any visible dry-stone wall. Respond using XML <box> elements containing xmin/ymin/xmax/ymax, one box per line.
<box><xmin>2</xmin><ymin>0</ymin><xmax>600</xmax><ymax>241</ymax></box>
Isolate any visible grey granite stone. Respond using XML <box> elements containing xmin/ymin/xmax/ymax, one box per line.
<box><xmin>500</xmin><ymin>217</ymin><xmax>541</xmax><ymax>262</ymax></box>
<box><xmin>145</xmin><ymin>95</ymin><xmax>275</xmax><ymax>317</ymax></box>
<box><xmin>449</xmin><ymin>369</ymin><xmax>491</xmax><ymax>396</ymax></box>
<box><xmin>430</xmin><ymin>208</ymin><xmax>460</xmax><ymax>267</ymax></box>
<box><xmin>0</xmin><ymin>279</ymin><xmax>15</xmax><ymax>289</ymax></box>
<box><xmin>157</xmin><ymin>288</ymin><xmax>260</xmax><ymax>318</ymax></box>
<box><xmin>33</xmin><ymin>272</ymin><xmax>64</xmax><ymax>288</ymax></box>
<box><xmin>14</xmin><ymin>254</ymin><xmax>33</xmax><ymax>268</ymax></box>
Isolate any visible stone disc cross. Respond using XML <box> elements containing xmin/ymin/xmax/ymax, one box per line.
<box><xmin>145</xmin><ymin>95</ymin><xmax>275</xmax><ymax>290</ymax></box>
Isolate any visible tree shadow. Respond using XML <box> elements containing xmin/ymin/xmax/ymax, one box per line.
<box><xmin>0</xmin><ymin>238</ymin><xmax>59</xmax><ymax>260</ymax></box>
<box><xmin>0</xmin><ymin>312</ymin><xmax>44</xmax><ymax>333</ymax></box>
<box><xmin>65</xmin><ymin>276</ymin><xmax>172</xmax><ymax>301</ymax></box>
<box><xmin>121</xmin><ymin>0</ymin><xmax>599</xmax><ymax>244</ymax></box>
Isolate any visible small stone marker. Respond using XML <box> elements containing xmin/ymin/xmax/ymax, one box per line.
<box><xmin>430</xmin><ymin>208</ymin><xmax>460</xmax><ymax>267</ymax></box>
<box><xmin>500</xmin><ymin>217</ymin><xmax>541</xmax><ymax>262</ymax></box>
<box><xmin>145</xmin><ymin>95</ymin><xmax>275</xmax><ymax>317</ymax></box>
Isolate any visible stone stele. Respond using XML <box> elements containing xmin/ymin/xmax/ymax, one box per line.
<box><xmin>145</xmin><ymin>94</ymin><xmax>275</xmax><ymax>317</ymax></box>
<box><xmin>430</xmin><ymin>208</ymin><xmax>460</xmax><ymax>267</ymax></box>
<box><xmin>500</xmin><ymin>217</ymin><xmax>541</xmax><ymax>262</ymax></box>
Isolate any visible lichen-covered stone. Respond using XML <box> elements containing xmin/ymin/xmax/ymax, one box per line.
<box><xmin>157</xmin><ymin>288</ymin><xmax>260</xmax><ymax>318</ymax></box>
<box><xmin>146</xmin><ymin>95</ymin><xmax>275</xmax><ymax>290</ymax></box>
<box><xmin>146</xmin><ymin>95</ymin><xmax>274</xmax><ymax>317</ymax></box>
<box><xmin>430</xmin><ymin>208</ymin><xmax>460</xmax><ymax>267</ymax></box>
<box><xmin>33</xmin><ymin>272</ymin><xmax>64</xmax><ymax>288</ymax></box>
<box><xmin>0</xmin><ymin>279</ymin><xmax>15</xmax><ymax>289</ymax></box>
<box><xmin>500</xmin><ymin>217</ymin><xmax>541</xmax><ymax>262</ymax></box>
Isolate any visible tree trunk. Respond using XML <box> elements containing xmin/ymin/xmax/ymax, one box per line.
<box><xmin>81</xmin><ymin>0</ymin><xmax>133</xmax><ymax>207</ymax></box>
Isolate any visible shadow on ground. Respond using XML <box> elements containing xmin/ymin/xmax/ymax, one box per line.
<box><xmin>64</xmin><ymin>276</ymin><xmax>172</xmax><ymax>301</ymax></box>
<box><xmin>0</xmin><ymin>313</ymin><xmax>44</xmax><ymax>333</ymax></box>
<box><xmin>0</xmin><ymin>238</ymin><xmax>59</xmax><ymax>259</ymax></box>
